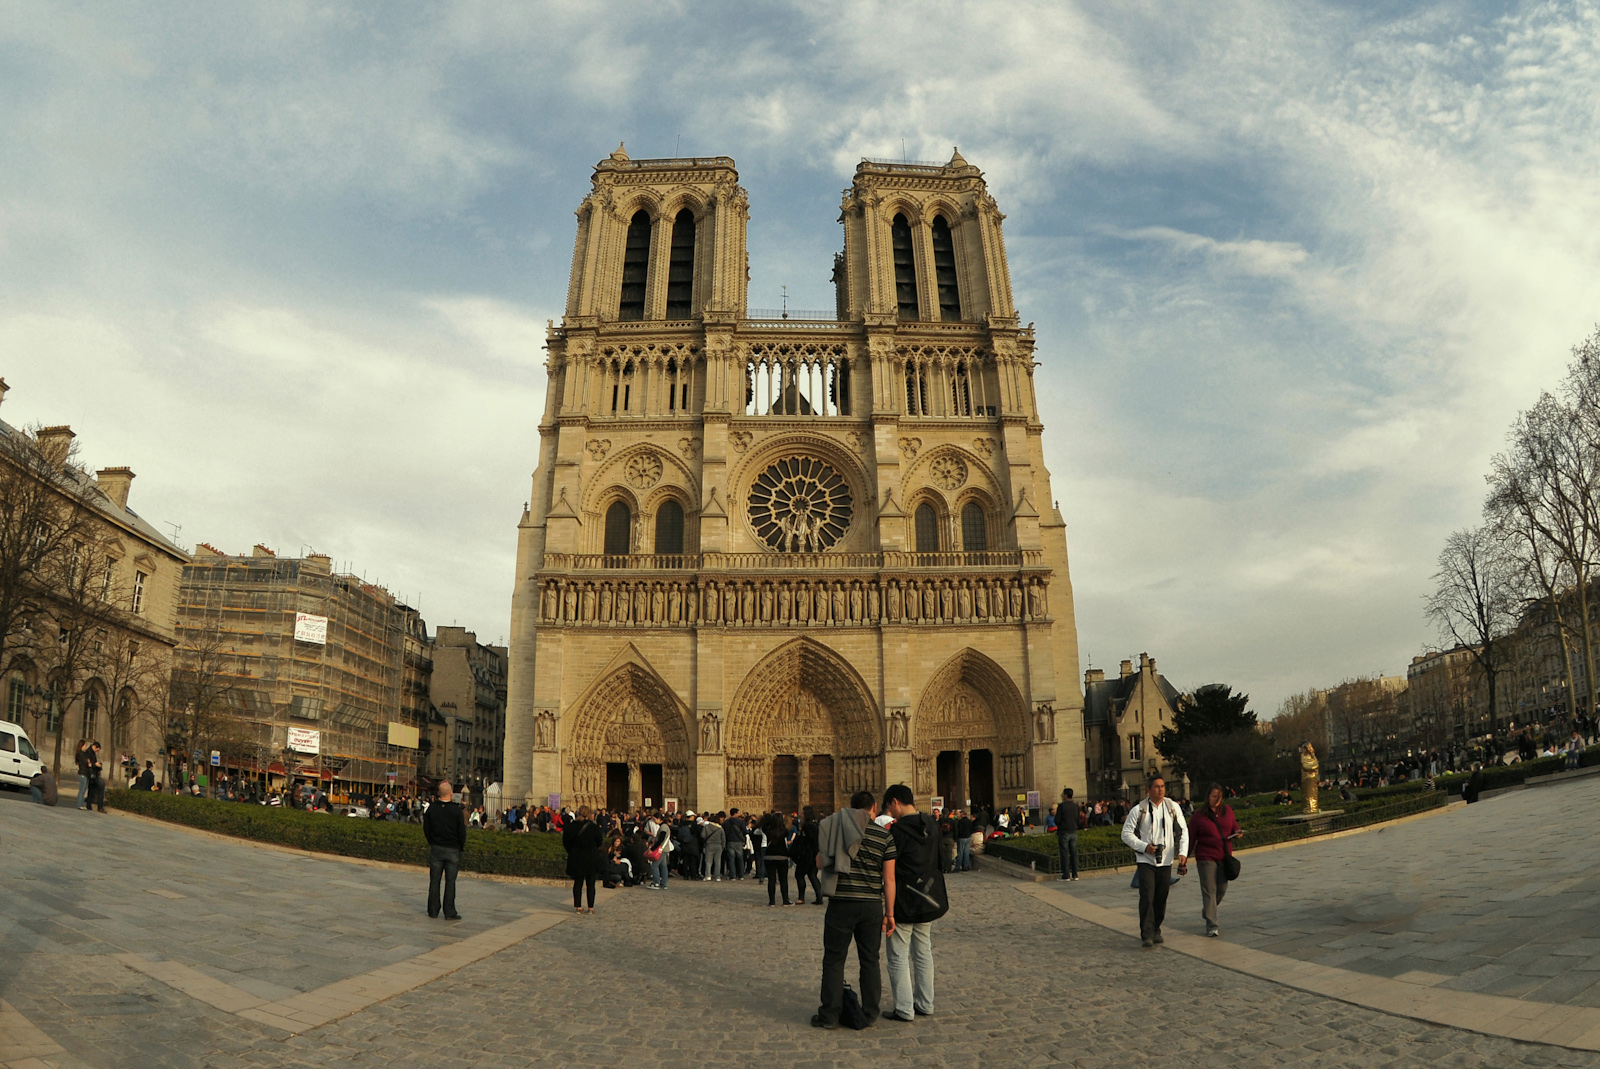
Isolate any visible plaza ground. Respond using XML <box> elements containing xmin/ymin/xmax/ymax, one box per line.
<box><xmin>4</xmin><ymin>784</ymin><xmax>1600</xmax><ymax>1068</ymax></box>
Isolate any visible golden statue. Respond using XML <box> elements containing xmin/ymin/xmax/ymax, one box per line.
<box><xmin>1299</xmin><ymin>742</ymin><xmax>1320</xmax><ymax>813</ymax></box>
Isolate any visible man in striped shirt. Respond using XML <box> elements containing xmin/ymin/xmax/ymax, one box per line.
<box><xmin>812</xmin><ymin>789</ymin><xmax>897</xmax><ymax>1029</ymax></box>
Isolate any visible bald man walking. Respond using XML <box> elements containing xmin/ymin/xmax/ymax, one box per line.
<box><xmin>424</xmin><ymin>780</ymin><xmax>468</xmax><ymax>920</ymax></box>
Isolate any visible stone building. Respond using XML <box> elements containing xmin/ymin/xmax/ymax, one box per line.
<box><xmin>0</xmin><ymin>382</ymin><xmax>187</xmax><ymax>771</ymax></box>
<box><xmin>428</xmin><ymin>626</ymin><xmax>507</xmax><ymax>796</ymax></box>
<box><xmin>1082</xmin><ymin>654</ymin><xmax>1183</xmax><ymax>799</ymax></box>
<box><xmin>504</xmin><ymin>146</ymin><xmax>1085</xmax><ymax>815</ymax></box>
<box><xmin>397</xmin><ymin>603</ymin><xmax>435</xmax><ymax>787</ymax></box>
<box><xmin>172</xmin><ymin>546</ymin><xmax>419</xmax><ymax>795</ymax></box>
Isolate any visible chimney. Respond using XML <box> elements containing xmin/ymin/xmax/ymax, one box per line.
<box><xmin>95</xmin><ymin>466</ymin><xmax>135</xmax><ymax>511</ymax></box>
<box><xmin>1085</xmin><ymin>668</ymin><xmax>1105</xmax><ymax>684</ymax></box>
<box><xmin>1147</xmin><ymin>656</ymin><xmax>1156</xmax><ymax>675</ymax></box>
<box><xmin>252</xmin><ymin>544</ymin><xmax>276</xmax><ymax>558</ymax></box>
<box><xmin>194</xmin><ymin>543</ymin><xmax>225</xmax><ymax>558</ymax></box>
<box><xmin>0</xmin><ymin>378</ymin><xmax>9</xmax><ymax>409</ymax></box>
<box><xmin>1120</xmin><ymin>659</ymin><xmax>1134</xmax><ymax>679</ymax></box>
<box><xmin>306</xmin><ymin>553</ymin><xmax>332</xmax><ymax>573</ymax></box>
<box><xmin>37</xmin><ymin>425</ymin><xmax>75</xmax><ymax>467</ymax></box>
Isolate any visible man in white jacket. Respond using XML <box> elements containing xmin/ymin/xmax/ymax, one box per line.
<box><xmin>1120</xmin><ymin>776</ymin><xmax>1189</xmax><ymax>948</ymax></box>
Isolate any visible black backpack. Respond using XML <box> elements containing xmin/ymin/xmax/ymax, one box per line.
<box><xmin>841</xmin><ymin>984</ymin><xmax>870</xmax><ymax>1030</ymax></box>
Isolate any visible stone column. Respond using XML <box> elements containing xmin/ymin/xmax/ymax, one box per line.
<box><xmin>797</xmin><ymin>755</ymin><xmax>810</xmax><ymax>810</ymax></box>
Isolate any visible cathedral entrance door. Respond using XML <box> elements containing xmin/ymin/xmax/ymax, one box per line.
<box><xmin>606</xmin><ymin>763</ymin><xmax>629</xmax><ymax>812</ymax></box>
<box><xmin>936</xmin><ymin>751</ymin><xmax>962</xmax><ymax>806</ymax></box>
<box><xmin>967</xmin><ymin>749</ymin><xmax>994</xmax><ymax>810</ymax></box>
<box><xmin>771</xmin><ymin>756</ymin><xmax>800</xmax><ymax>813</ymax></box>
<box><xmin>808</xmin><ymin>755</ymin><xmax>835</xmax><ymax>816</ymax></box>
<box><xmin>641</xmin><ymin>763</ymin><xmax>663</xmax><ymax>809</ymax></box>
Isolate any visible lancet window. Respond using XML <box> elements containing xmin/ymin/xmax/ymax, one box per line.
<box><xmin>914</xmin><ymin>504</ymin><xmax>940</xmax><ymax>553</ymax></box>
<box><xmin>961</xmin><ymin>502</ymin><xmax>988</xmax><ymax>552</ymax></box>
<box><xmin>618</xmin><ymin>211</ymin><xmax>652</xmax><ymax>321</ymax></box>
<box><xmin>654</xmin><ymin>500</ymin><xmax>685</xmax><ymax>556</ymax></box>
<box><xmin>666</xmin><ymin>210</ymin><xmax>695</xmax><ymax>319</ymax></box>
<box><xmin>931</xmin><ymin>215</ymin><xmax>960</xmax><ymax>321</ymax></box>
<box><xmin>603</xmin><ymin>501</ymin><xmax>632</xmax><ymax>559</ymax></box>
<box><xmin>892</xmin><ymin>214</ymin><xmax>919</xmax><ymax>320</ymax></box>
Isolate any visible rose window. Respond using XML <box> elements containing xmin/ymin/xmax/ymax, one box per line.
<box><xmin>747</xmin><ymin>457</ymin><xmax>853</xmax><ymax>552</ymax></box>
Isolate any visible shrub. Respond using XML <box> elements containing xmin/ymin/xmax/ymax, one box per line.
<box><xmin>988</xmin><ymin>790</ymin><xmax>1446</xmax><ymax>874</ymax></box>
<box><xmin>106</xmin><ymin>790</ymin><xmax>568</xmax><ymax>878</ymax></box>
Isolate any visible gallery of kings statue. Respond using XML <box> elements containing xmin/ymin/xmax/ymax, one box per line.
<box><xmin>503</xmin><ymin>145</ymin><xmax>1086</xmax><ymax>817</ymax></box>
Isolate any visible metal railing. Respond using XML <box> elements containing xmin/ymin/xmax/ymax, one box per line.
<box><xmin>746</xmin><ymin>308</ymin><xmax>838</xmax><ymax>320</ymax></box>
<box><xmin>539</xmin><ymin>550</ymin><xmax>1043</xmax><ymax>572</ymax></box>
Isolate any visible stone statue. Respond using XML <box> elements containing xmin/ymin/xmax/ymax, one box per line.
<box><xmin>1299</xmin><ymin>742</ymin><xmax>1320</xmax><ymax>813</ymax></box>
<box><xmin>534</xmin><ymin>711</ymin><xmax>555</xmax><ymax>752</ymax></box>
<box><xmin>888</xmin><ymin>709</ymin><xmax>908</xmax><ymax>750</ymax></box>
<box><xmin>700</xmin><ymin>713</ymin><xmax>722</xmax><ymax>753</ymax></box>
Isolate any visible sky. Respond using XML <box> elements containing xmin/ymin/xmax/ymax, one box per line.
<box><xmin>2</xmin><ymin>0</ymin><xmax>1597</xmax><ymax>717</ymax></box>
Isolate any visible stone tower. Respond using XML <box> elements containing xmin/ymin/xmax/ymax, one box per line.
<box><xmin>504</xmin><ymin>145</ymin><xmax>1085</xmax><ymax>816</ymax></box>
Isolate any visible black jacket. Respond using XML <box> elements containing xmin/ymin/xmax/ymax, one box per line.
<box><xmin>889</xmin><ymin>812</ymin><xmax>949</xmax><ymax>924</ymax></box>
<box><xmin>423</xmin><ymin>800</ymin><xmax>468</xmax><ymax>850</ymax></box>
<box><xmin>563</xmin><ymin>820</ymin><xmax>605</xmax><ymax>878</ymax></box>
<box><xmin>1055</xmin><ymin>800</ymin><xmax>1080</xmax><ymax>834</ymax></box>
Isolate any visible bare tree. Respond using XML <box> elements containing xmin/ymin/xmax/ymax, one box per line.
<box><xmin>1487</xmin><ymin>394</ymin><xmax>1595</xmax><ymax>723</ymax></box>
<box><xmin>1271</xmin><ymin>689</ymin><xmax>1329</xmax><ymax>757</ymax></box>
<box><xmin>1426</xmin><ymin>525</ymin><xmax>1521</xmax><ymax>739</ymax></box>
<box><xmin>0</xmin><ymin>425</ymin><xmax>102</xmax><ymax>686</ymax></box>
<box><xmin>166</xmin><ymin>625</ymin><xmax>241</xmax><ymax>791</ymax></box>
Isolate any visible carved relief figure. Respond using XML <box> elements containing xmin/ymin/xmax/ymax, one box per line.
<box><xmin>533</xmin><ymin>711</ymin><xmax>556</xmax><ymax>752</ymax></box>
<box><xmin>888</xmin><ymin>709</ymin><xmax>909</xmax><ymax>750</ymax></box>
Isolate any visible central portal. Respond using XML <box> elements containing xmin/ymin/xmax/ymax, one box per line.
<box><xmin>725</xmin><ymin>638</ymin><xmax>882</xmax><ymax>815</ymax></box>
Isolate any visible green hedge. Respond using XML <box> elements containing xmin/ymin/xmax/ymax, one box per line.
<box><xmin>107</xmin><ymin>790</ymin><xmax>568</xmax><ymax>878</ymax></box>
<box><xmin>986</xmin><ymin>790</ymin><xmax>1447</xmax><ymax>874</ymax></box>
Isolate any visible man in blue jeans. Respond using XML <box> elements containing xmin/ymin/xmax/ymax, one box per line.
<box><xmin>423</xmin><ymin>780</ymin><xmax>467</xmax><ymax>920</ymax></box>
<box><xmin>723</xmin><ymin>809</ymin><xmax>748</xmax><ymax>880</ymax></box>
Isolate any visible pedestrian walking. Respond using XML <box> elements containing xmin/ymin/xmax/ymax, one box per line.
<box><xmin>1120</xmin><ymin>776</ymin><xmax>1188</xmax><ymax>948</ymax></box>
<box><xmin>794</xmin><ymin>807</ymin><xmax>823</xmax><ymax>903</ymax></box>
<box><xmin>1054</xmin><ymin>788</ymin><xmax>1081</xmax><ymax>881</ymax></box>
<box><xmin>812</xmin><ymin>790</ymin><xmax>897</xmax><ymax>1029</ymax></box>
<box><xmin>86</xmin><ymin>741</ymin><xmax>106</xmax><ymax>812</ymax></box>
<box><xmin>881</xmin><ymin>785</ymin><xmax>947</xmax><ymax>1023</ymax></box>
<box><xmin>953</xmin><ymin>810</ymin><xmax>974</xmax><ymax>871</ymax></box>
<box><xmin>422</xmin><ymin>780</ymin><xmax>467</xmax><ymax>920</ymax></box>
<box><xmin>1188</xmin><ymin>783</ymin><xmax>1241</xmax><ymax>937</ymax></box>
<box><xmin>761</xmin><ymin>811</ymin><xmax>792</xmax><ymax>905</ymax></box>
<box><xmin>73</xmin><ymin>739</ymin><xmax>91</xmax><ymax>810</ymax></box>
<box><xmin>563</xmin><ymin>804</ymin><xmax>605</xmax><ymax>913</ymax></box>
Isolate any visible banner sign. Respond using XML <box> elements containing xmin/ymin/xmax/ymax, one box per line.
<box><xmin>287</xmin><ymin>727</ymin><xmax>321</xmax><ymax>755</ymax></box>
<box><xmin>386</xmin><ymin>722</ymin><xmax>420</xmax><ymax>748</ymax></box>
<box><xmin>293</xmin><ymin>613</ymin><xmax>328</xmax><ymax>645</ymax></box>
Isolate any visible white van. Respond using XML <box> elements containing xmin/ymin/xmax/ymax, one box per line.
<box><xmin>0</xmin><ymin>721</ymin><xmax>44</xmax><ymax>788</ymax></box>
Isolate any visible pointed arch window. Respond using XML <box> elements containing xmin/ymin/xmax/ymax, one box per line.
<box><xmin>654</xmin><ymin>499</ymin><xmax>685</xmax><ymax>556</ymax></box>
<box><xmin>961</xmin><ymin>502</ymin><xmax>988</xmax><ymax>553</ymax></box>
<box><xmin>618</xmin><ymin>211</ymin><xmax>652</xmax><ymax>321</ymax></box>
<box><xmin>931</xmin><ymin>215</ymin><xmax>960</xmax><ymax>321</ymax></box>
<box><xmin>892</xmin><ymin>214</ymin><xmax>919</xmax><ymax>320</ymax></box>
<box><xmin>603</xmin><ymin>501</ymin><xmax>632</xmax><ymax>559</ymax></box>
<box><xmin>914</xmin><ymin>503</ymin><xmax>940</xmax><ymax>553</ymax></box>
<box><xmin>666</xmin><ymin>210</ymin><xmax>695</xmax><ymax>319</ymax></box>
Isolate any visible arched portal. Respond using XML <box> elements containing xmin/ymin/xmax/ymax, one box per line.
<box><xmin>913</xmin><ymin>649</ymin><xmax>1029</xmax><ymax>810</ymax></box>
<box><xmin>567</xmin><ymin>662</ymin><xmax>692</xmax><ymax>811</ymax></box>
<box><xmin>726</xmin><ymin>638</ymin><xmax>881</xmax><ymax>815</ymax></box>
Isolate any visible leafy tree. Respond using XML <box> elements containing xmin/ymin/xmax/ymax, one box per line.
<box><xmin>1154</xmin><ymin>684</ymin><xmax>1261</xmax><ymax>785</ymax></box>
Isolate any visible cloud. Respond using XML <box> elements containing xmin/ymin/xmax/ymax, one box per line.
<box><xmin>1</xmin><ymin>0</ymin><xmax>1597</xmax><ymax>717</ymax></box>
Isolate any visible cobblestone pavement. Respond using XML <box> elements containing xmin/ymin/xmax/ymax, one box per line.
<box><xmin>3</xmin><ymin>788</ymin><xmax>1597</xmax><ymax>1068</ymax></box>
<box><xmin>1060</xmin><ymin>778</ymin><xmax>1600</xmax><ymax>1007</ymax></box>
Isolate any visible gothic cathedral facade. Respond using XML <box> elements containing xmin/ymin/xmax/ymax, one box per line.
<box><xmin>504</xmin><ymin>145</ymin><xmax>1085</xmax><ymax>816</ymax></box>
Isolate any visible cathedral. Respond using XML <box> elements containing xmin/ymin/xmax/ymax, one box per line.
<box><xmin>503</xmin><ymin>144</ymin><xmax>1085</xmax><ymax>816</ymax></box>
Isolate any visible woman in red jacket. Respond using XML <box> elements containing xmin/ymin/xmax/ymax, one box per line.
<box><xmin>1187</xmin><ymin>783</ymin><xmax>1241</xmax><ymax>937</ymax></box>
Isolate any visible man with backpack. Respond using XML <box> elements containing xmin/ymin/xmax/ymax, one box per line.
<box><xmin>1120</xmin><ymin>776</ymin><xmax>1188</xmax><ymax>948</ymax></box>
<box><xmin>813</xmin><ymin>790</ymin><xmax>897</xmax><ymax>1030</ymax></box>
<box><xmin>881</xmin><ymin>784</ymin><xmax>947</xmax><ymax>1023</ymax></box>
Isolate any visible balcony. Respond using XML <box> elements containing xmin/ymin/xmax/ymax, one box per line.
<box><xmin>540</xmin><ymin>550</ymin><xmax>1042</xmax><ymax>573</ymax></box>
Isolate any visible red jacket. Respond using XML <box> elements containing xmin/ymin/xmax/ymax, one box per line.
<box><xmin>1187</xmin><ymin>805</ymin><xmax>1240</xmax><ymax>863</ymax></box>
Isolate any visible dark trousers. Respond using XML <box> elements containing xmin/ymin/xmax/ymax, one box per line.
<box><xmin>818</xmin><ymin>897</ymin><xmax>883</xmax><ymax>1025</ymax></box>
<box><xmin>572</xmin><ymin>874</ymin><xmax>596</xmax><ymax>909</ymax></box>
<box><xmin>1057</xmin><ymin>833</ymin><xmax>1079</xmax><ymax>878</ymax></box>
<box><xmin>88</xmin><ymin>776</ymin><xmax>105</xmax><ymax>810</ymax></box>
<box><xmin>796</xmin><ymin>869</ymin><xmax>822</xmax><ymax>902</ymax></box>
<box><xmin>1136</xmin><ymin>863</ymin><xmax>1171</xmax><ymax>938</ymax></box>
<box><xmin>767</xmin><ymin>860</ymin><xmax>791</xmax><ymax>904</ymax></box>
<box><xmin>427</xmin><ymin>846</ymin><xmax>461</xmax><ymax>917</ymax></box>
